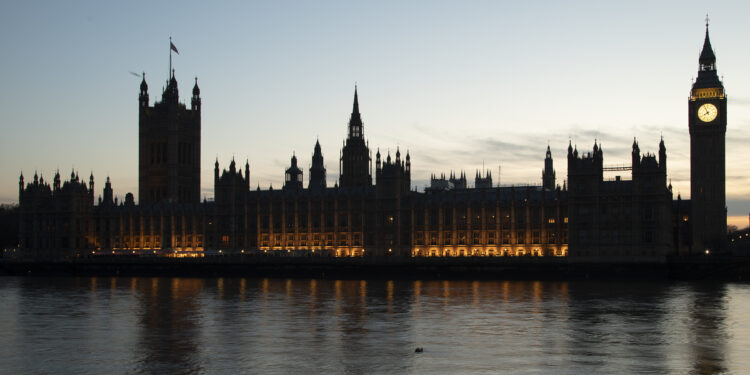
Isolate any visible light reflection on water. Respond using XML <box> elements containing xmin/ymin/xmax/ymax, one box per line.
<box><xmin>0</xmin><ymin>277</ymin><xmax>748</xmax><ymax>374</ymax></box>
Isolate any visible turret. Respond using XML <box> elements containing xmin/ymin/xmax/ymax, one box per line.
<box><xmin>53</xmin><ymin>170</ymin><xmax>61</xmax><ymax>191</ymax></box>
<box><xmin>543</xmin><ymin>145</ymin><xmax>556</xmax><ymax>190</ymax></box>
<box><xmin>659</xmin><ymin>136</ymin><xmax>667</xmax><ymax>172</ymax></box>
<box><xmin>348</xmin><ymin>85</ymin><xmax>363</xmax><ymax>139</ymax></box>
<box><xmin>191</xmin><ymin>77</ymin><xmax>201</xmax><ymax>111</ymax></box>
<box><xmin>89</xmin><ymin>172</ymin><xmax>95</xmax><ymax>202</ymax></box>
<box><xmin>139</xmin><ymin>72</ymin><xmax>149</xmax><ymax>108</ymax></box>
<box><xmin>475</xmin><ymin>168</ymin><xmax>492</xmax><ymax>189</ymax></box>
<box><xmin>309</xmin><ymin>140</ymin><xmax>326</xmax><ymax>192</ymax></box>
<box><xmin>162</xmin><ymin>69</ymin><xmax>179</xmax><ymax>104</ymax></box>
<box><xmin>18</xmin><ymin>173</ymin><xmax>24</xmax><ymax>200</ymax></box>
<box><xmin>214</xmin><ymin>158</ymin><xmax>220</xmax><ymax>187</ymax></box>
<box><xmin>593</xmin><ymin>140</ymin><xmax>602</xmax><ymax>161</ymax></box>
<box><xmin>103</xmin><ymin>176</ymin><xmax>114</xmax><ymax>206</ymax></box>
<box><xmin>632</xmin><ymin>138</ymin><xmax>640</xmax><ymax>171</ymax></box>
<box><xmin>284</xmin><ymin>153</ymin><xmax>303</xmax><ymax>191</ymax></box>
<box><xmin>245</xmin><ymin>160</ymin><xmax>250</xmax><ymax>189</ymax></box>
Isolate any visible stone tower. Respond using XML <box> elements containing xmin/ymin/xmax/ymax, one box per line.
<box><xmin>138</xmin><ymin>71</ymin><xmax>201</xmax><ymax>204</ymax></box>
<box><xmin>309</xmin><ymin>139</ymin><xmax>327</xmax><ymax>192</ymax></box>
<box><xmin>542</xmin><ymin>145</ymin><xmax>556</xmax><ymax>190</ymax></box>
<box><xmin>689</xmin><ymin>23</ymin><xmax>727</xmax><ymax>253</ymax></box>
<box><xmin>339</xmin><ymin>86</ymin><xmax>372</xmax><ymax>188</ymax></box>
<box><xmin>284</xmin><ymin>154</ymin><xmax>303</xmax><ymax>191</ymax></box>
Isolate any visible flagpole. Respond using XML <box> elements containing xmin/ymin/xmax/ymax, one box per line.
<box><xmin>169</xmin><ymin>36</ymin><xmax>172</xmax><ymax>79</ymax></box>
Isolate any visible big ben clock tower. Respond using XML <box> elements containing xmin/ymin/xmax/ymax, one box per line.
<box><xmin>689</xmin><ymin>20</ymin><xmax>727</xmax><ymax>254</ymax></box>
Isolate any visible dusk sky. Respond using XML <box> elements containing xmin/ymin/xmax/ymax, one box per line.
<box><xmin>1</xmin><ymin>1</ymin><xmax>749</xmax><ymax>228</ymax></box>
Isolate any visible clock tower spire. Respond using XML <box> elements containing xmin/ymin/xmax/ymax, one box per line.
<box><xmin>689</xmin><ymin>19</ymin><xmax>727</xmax><ymax>254</ymax></box>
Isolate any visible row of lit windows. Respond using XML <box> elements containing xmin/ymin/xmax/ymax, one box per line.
<box><xmin>412</xmin><ymin>247</ymin><xmax>568</xmax><ymax>257</ymax></box>
<box><xmin>414</xmin><ymin>230</ymin><xmax>565</xmax><ymax>245</ymax></box>
<box><xmin>107</xmin><ymin>234</ymin><xmax>203</xmax><ymax>249</ymax></box>
<box><xmin>257</xmin><ymin>232</ymin><xmax>362</xmax><ymax>247</ymax></box>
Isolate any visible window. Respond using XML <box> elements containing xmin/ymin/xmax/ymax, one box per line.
<box><xmin>444</xmin><ymin>232</ymin><xmax>453</xmax><ymax>245</ymax></box>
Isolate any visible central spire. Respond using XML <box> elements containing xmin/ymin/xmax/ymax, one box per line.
<box><xmin>348</xmin><ymin>85</ymin><xmax>363</xmax><ymax>139</ymax></box>
<box><xmin>699</xmin><ymin>21</ymin><xmax>716</xmax><ymax>70</ymax></box>
<box><xmin>692</xmin><ymin>19</ymin><xmax>723</xmax><ymax>91</ymax></box>
<box><xmin>353</xmin><ymin>85</ymin><xmax>360</xmax><ymax>115</ymax></box>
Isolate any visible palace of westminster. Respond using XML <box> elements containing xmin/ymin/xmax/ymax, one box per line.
<box><xmin>18</xmin><ymin>26</ymin><xmax>730</xmax><ymax>261</ymax></box>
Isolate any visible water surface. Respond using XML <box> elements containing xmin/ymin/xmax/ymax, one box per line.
<box><xmin>0</xmin><ymin>277</ymin><xmax>748</xmax><ymax>374</ymax></box>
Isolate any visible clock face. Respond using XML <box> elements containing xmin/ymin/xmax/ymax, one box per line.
<box><xmin>698</xmin><ymin>103</ymin><xmax>718</xmax><ymax>123</ymax></box>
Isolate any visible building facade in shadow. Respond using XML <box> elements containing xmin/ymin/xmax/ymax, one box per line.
<box><xmin>18</xmin><ymin>26</ymin><xmax>728</xmax><ymax>261</ymax></box>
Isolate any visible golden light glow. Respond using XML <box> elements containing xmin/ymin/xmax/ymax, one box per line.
<box><xmin>691</xmin><ymin>87</ymin><xmax>724</xmax><ymax>100</ymax></box>
<box><xmin>697</xmin><ymin>103</ymin><xmax>718</xmax><ymax>122</ymax></box>
<box><xmin>411</xmin><ymin>243</ymin><xmax>567</xmax><ymax>257</ymax></box>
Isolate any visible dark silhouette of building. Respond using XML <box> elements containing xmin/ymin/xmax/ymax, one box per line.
<box><xmin>567</xmin><ymin>139</ymin><xmax>673</xmax><ymax>260</ymax></box>
<box><xmin>212</xmin><ymin>158</ymin><xmax>250</xmax><ymax>251</ymax></box>
<box><xmin>429</xmin><ymin>173</ymin><xmax>451</xmax><ymax>191</ymax></box>
<box><xmin>475</xmin><ymin>170</ymin><xmax>493</xmax><ymax>189</ymax></box>
<box><xmin>375</xmin><ymin>149</ymin><xmax>412</xmax><ymax>255</ymax></box>
<box><xmin>339</xmin><ymin>87</ymin><xmax>372</xmax><ymax>188</ymax></box>
<box><xmin>18</xmin><ymin>170</ymin><xmax>95</xmax><ymax>257</ymax></box>
<box><xmin>17</xmin><ymin>25</ymin><xmax>732</xmax><ymax>261</ymax></box>
<box><xmin>284</xmin><ymin>154</ymin><xmax>303</xmax><ymax>191</ymax></box>
<box><xmin>429</xmin><ymin>171</ymin><xmax>464</xmax><ymax>191</ymax></box>
<box><xmin>543</xmin><ymin>145</ymin><xmax>556</xmax><ymax>190</ymax></box>
<box><xmin>689</xmin><ymin>23</ymin><xmax>727</xmax><ymax>254</ymax></box>
<box><xmin>0</xmin><ymin>204</ymin><xmax>19</xmax><ymax>256</ymax></box>
<box><xmin>309</xmin><ymin>140</ymin><xmax>327</xmax><ymax>192</ymax></box>
<box><xmin>139</xmin><ymin>71</ymin><xmax>201</xmax><ymax>205</ymax></box>
<box><xmin>450</xmin><ymin>172</ymin><xmax>467</xmax><ymax>189</ymax></box>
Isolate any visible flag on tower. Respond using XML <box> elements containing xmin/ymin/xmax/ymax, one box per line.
<box><xmin>170</xmin><ymin>41</ymin><xmax>179</xmax><ymax>54</ymax></box>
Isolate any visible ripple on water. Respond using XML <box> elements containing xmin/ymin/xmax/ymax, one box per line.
<box><xmin>0</xmin><ymin>277</ymin><xmax>748</xmax><ymax>374</ymax></box>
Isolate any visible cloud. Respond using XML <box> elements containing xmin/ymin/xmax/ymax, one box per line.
<box><xmin>727</xmin><ymin>199</ymin><xmax>750</xmax><ymax>216</ymax></box>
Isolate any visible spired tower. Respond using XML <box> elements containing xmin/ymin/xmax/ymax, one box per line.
<box><xmin>309</xmin><ymin>139</ymin><xmax>327</xmax><ymax>192</ymax></box>
<box><xmin>542</xmin><ymin>145</ymin><xmax>556</xmax><ymax>190</ymax></box>
<box><xmin>339</xmin><ymin>86</ymin><xmax>372</xmax><ymax>188</ymax></box>
<box><xmin>138</xmin><ymin>69</ymin><xmax>201</xmax><ymax>204</ymax></box>
<box><xmin>689</xmin><ymin>22</ymin><xmax>727</xmax><ymax>253</ymax></box>
<box><xmin>284</xmin><ymin>153</ymin><xmax>303</xmax><ymax>191</ymax></box>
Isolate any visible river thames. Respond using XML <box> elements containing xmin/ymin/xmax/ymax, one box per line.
<box><xmin>0</xmin><ymin>277</ymin><xmax>748</xmax><ymax>374</ymax></box>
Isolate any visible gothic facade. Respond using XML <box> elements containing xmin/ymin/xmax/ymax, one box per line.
<box><xmin>138</xmin><ymin>71</ymin><xmax>201</xmax><ymax>205</ymax></box>
<box><xmin>689</xmin><ymin>25</ymin><xmax>728</xmax><ymax>254</ymax></box>
<box><xmin>18</xmin><ymin>26</ymin><xmax>729</xmax><ymax>261</ymax></box>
